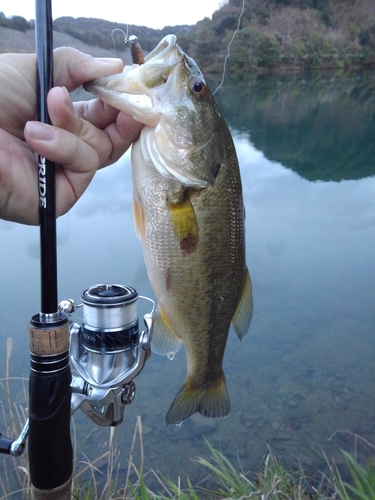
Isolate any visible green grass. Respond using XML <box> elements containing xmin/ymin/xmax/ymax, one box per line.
<box><xmin>1</xmin><ymin>419</ymin><xmax>375</xmax><ymax>500</ymax></box>
<box><xmin>78</xmin><ymin>443</ymin><xmax>316</xmax><ymax>499</ymax></box>
<box><xmin>332</xmin><ymin>451</ymin><xmax>375</xmax><ymax>500</ymax></box>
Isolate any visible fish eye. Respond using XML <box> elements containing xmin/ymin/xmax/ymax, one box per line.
<box><xmin>189</xmin><ymin>78</ymin><xmax>207</xmax><ymax>98</ymax></box>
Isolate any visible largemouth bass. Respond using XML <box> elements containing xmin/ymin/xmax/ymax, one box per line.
<box><xmin>85</xmin><ymin>35</ymin><xmax>253</xmax><ymax>425</ymax></box>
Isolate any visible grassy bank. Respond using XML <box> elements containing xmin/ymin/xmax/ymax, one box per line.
<box><xmin>3</xmin><ymin>429</ymin><xmax>375</xmax><ymax>498</ymax></box>
<box><xmin>63</xmin><ymin>432</ymin><xmax>375</xmax><ymax>499</ymax></box>
<box><xmin>2</xmin><ymin>419</ymin><xmax>375</xmax><ymax>499</ymax></box>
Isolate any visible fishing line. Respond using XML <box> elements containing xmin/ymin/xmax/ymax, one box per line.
<box><xmin>213</xmin><ymin>0</ymin><xmax>246</xmax><ymax>95</ymax></box>
<box><xmin>111</xmin><ymin>27</ymin><xmax>129</xmax><ymax>56</ymax></box>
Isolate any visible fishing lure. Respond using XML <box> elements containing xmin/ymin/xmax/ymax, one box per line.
<box><xmin>127</xmin><ymin>35</ymin><xmax>145</xmax><ymax>65</ymax></box>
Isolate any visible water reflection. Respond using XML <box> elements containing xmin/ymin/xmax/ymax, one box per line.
<box><xmin>0</xmin><ymin>73</ymin><xmax>374</xmax><ymax>491</ymax></box>
<box><xmin>214</xmin><ymin>72</ymin><xmax>375</xmax><ymax>181</ymax></box>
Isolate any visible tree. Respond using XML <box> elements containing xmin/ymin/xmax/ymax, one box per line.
<box><xmin>255</xmin><ymin>33</ymin><xmax>281</xmax><ymax>66</ymax></box>
<box><xmin>0</xmin><ymin>12</ymin><xmax>7</xmax><ymax>27</ymax></box>
<box><xmin>9</xmin><ymin>15</ymin><xmax>30</xmax><ymax>32</ymax></box>
<box><xmin>359</xmin><ymin>25</ymin><xmax>375</xmax><ymax>47</ymax></box>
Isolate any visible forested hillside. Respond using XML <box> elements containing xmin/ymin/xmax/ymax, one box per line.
<box><xmin>178</xmin><ymin>0</ymin><xmax>375</xmax><ymax>72</ymax></box>
<box><xmin>1</xmin><ymin>0</ymin><xmax>375</xmax><ymax>72</ymax></box>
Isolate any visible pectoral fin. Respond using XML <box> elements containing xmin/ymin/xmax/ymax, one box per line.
<box><xmin>232</xmin><ymin>267</ymin><xmax>253</xmax><ymax>340</ymax></box>
<box><xmin>167</xmin><ymin>191</ymin><xmax>199</xmax><ymax>255</ymax></box>
<box><xmin>151</xmin><ymin>307</ymin><xmax>182</xmax><ymax>358</ymax></box>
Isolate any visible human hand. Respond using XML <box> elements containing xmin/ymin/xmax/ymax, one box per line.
<box><xmin>0</xmin><ymin>47</ymin><xmax>142</xmax><ymax>224</ymax></box>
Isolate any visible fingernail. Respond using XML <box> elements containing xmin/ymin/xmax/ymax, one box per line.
<box><xmin>60</xmin><ymin>86</ymin><xmax>74</xmax><ymax>113</ymax></box>
<box><xmin>26</xmin><ymin>121</ymin><xmax>56</xmax><ymax>141</ymax></box>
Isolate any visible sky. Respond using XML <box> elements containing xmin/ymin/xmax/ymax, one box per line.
<box><xmin>1</xmin><ymin>0</ymin><xmax>227</xmax><ymax>29</ymax></box>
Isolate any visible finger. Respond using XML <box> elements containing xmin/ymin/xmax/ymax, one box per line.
<box><xmin>47</xmin><ymin>87</ymin><xmax>77</xmax><ymax>133</ymax></box>
<box><xmin>102</xmin><ymin>112</ymin><xmax>142</xmax><ymax>166</ymax></box>
<box><xmin>0</xmin><ymin>129</ymin><xmax>39</xmax><ymax>225</ymax></box>
<box><xmin>46</xmin><ymin>87</ymin><xmax>114</xmax><ymax>167</ymax></box>
<box><xmin>24</xmin><ymin>119</ymin><xmax>108</xmax><ymax>174</ymax></box>
<box><xmin>76</xmin><ymin>100</ymin><xmax>143</xmax><ymax>166</ymax></box>
<box><xmin>53</xmin><ymin>47</ymin><xmax>124</xmax><ymax>92</ymax></box>
<box><xmin>0</xmin><ymin>53</ymin><xmax>37</xmax><ymax>137</ymax></box>
<box><xmin>74</xmin><ymin>97</ymin><xmax>121</xmax><ymax>131</ymax></box>
<box><xmin>50</xmin><ymin>86</ymin><xmax>121</xmax><ymax>133</ymax></box>
<box><xmin>24</xmin><ymin>120</ymin><xmax>104</xmax><ymax>217</ymax></box>
<box><xmin>46</xmin><ymin>86</ymin><xmax>142</xmax><ymax>167</ymax></box>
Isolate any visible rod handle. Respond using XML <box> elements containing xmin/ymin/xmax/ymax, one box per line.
<box><xmin>28</xmin><ymin>317</ymin><xmax>73</xmax><ymax>498</ymax></box>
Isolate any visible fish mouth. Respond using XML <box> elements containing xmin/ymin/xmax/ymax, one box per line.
<box><xmin>144</xmin><ymin>34</ymin><xmax>181</xmax><ymax>66</ymax></box>
<box><xmin>84</xmin><ymin>34</ymin><xmax>184</xmax><ymax>126</ymax></box>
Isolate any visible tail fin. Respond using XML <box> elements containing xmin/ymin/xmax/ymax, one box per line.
<box><xmin>165</xmin><ymin>373</ymin><xmax>230</xmax><ymax>425</ymax></box>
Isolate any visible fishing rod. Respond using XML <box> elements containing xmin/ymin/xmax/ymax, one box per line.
<box><xmin>0</xmin><ymin>7</ymin><xmax>73</xmax><ymax>498</ymax></box>
<box><xmin>0</xmin><ymin>4</ymin><xmax>152</xmax><ymax>495</ymax></box>
<box><xmin>27</xmin><ymin>0</ymin><xmax>73</xmax><ymax>498</ymax></box>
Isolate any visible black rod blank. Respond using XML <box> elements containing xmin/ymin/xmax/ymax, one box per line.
<box><xmin>35</xmin><ymin>0</ymin><xmax>58</xmax><ymax>314</ymax></box>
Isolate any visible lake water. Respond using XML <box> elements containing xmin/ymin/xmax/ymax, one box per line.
<box><xmin>0</xmin><ymin>71</ymin><xmax>374</xmax><ymax>493</ymax></box>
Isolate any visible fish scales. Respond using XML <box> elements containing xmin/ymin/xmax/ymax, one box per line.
<box><xmin>84</xmin><ymin>35</ymin><xmax>253</xmax><ymax>424</ymax></box>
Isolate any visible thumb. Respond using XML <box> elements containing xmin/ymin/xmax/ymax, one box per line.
<box><xmin>53</xmin><ymin>47</ymin><xmax>124</xmax><ymax>92</ymax></box>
